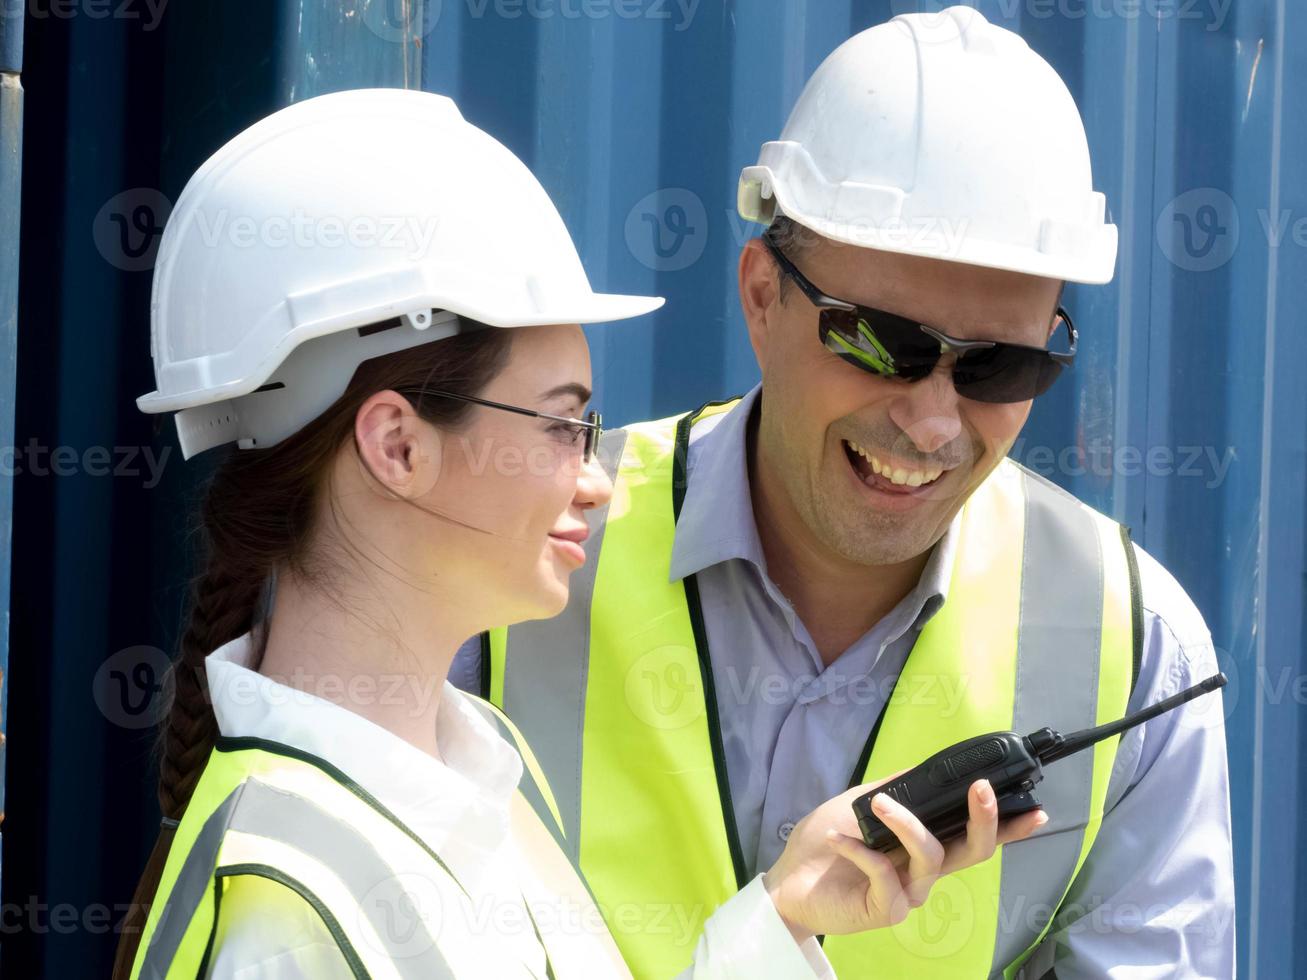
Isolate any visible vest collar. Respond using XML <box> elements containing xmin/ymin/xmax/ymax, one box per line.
<box><xmin>205</xmin><ymin>631</ymin><xmax>523</xmax><ymax>888</ymax></box>
<box><xmin>668</xmin><ymin>385</ymin><xmax>767</xmax><ymax>582</ymax></box>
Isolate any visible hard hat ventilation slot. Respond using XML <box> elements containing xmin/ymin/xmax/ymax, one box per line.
<box><xmin>357</xmin><ymin>316</ymin><xmax>405</xmax><ymax>337</ymax></box>
<box><xmin>356</xmin><ymin>308</ymin><xmax>443</xmax><ymax>338</ymax></box>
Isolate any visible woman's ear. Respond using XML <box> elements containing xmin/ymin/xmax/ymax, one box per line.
<box><xmin>738</xmin><ymin>238</ymin><xmax>781</xmax><ymax>373</ymax></box>
<box><xmin>354</xmin><ymin>391</ymin><xmax>443</xmax><ymax>499</ymax></box>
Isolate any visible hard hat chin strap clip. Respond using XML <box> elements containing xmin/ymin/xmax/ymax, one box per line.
<box><xmin>174</xmin><ymin>399</ymin><xmax>244</xmax><ymax>460</ymax></box>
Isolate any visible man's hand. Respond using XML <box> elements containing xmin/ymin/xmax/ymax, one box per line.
<box><xmin>763</xmin><ymin>776</ymin><xmax>1048</xmax><ymax>942</ymax></box>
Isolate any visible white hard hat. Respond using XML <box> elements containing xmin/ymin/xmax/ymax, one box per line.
<box><xmin>737</xmin><ymin>6</ymin><xmax>1117</xmax><ymax>284</ymax></box>
<box><xmin>137</xmin><ymin>88</ymin><xmax>663</xmax><ymax>460</ymax></box>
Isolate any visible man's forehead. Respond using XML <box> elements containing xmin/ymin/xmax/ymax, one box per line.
<box><xmin>807</xmin><ymin>238</ymin><xmax>1063</xmax><ymax>332</ymax></box>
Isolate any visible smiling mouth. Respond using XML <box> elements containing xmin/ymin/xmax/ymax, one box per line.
<box><xmin>843</xmin><ymin>439</ymin><xmax>947</xmax><ymax>494</ymax></box>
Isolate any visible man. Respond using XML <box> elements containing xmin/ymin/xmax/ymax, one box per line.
<box><xmin>453</xmin><ymin>8</ymin><xmax>1234</xmax><ymax>978</ymax></box>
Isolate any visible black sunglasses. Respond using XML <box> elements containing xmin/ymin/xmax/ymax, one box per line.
<box><xmin>763</xmin><ymin>229</ymin><xmax>1077</xmax><ymax>404</ymax></box>
<box><xmin>398</xmin><ymin>388</ymin><xmax>602</xmax><ymax>464</ymax></box>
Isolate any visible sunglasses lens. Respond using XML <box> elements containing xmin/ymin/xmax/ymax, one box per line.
<box><xmin>820</xmin><ymin>302</ymin><xmax>1073</xmax><ymax>404</ymax></box>
<box><xmin>953</xmin><ymin>311</ymin><xmax>1073</xmax><ymax>403</ymax></box>
<box><xmin>820</xmin><ymin>309</ymin><xmax>941</xmax><ymax>380</ymax></box>
<box><xmin>953</xmin><ymin>347</ymin><xmax>1064</xmax><ymax>403</ymax></box>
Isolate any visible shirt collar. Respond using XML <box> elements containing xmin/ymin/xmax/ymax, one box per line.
<box><xmin>205</xmin><ymin>632</ymin><xmax>524</xmax><ymax>872</ymax></box>
<box><xmin>669</xmin><ymin>385</ymin><xmax>769</xmax><ymax>581</ymax></box>
<box><xmin>668</xmin><ymin>382</ymin><xmax>959</xmax><ymax>635</ymax></box>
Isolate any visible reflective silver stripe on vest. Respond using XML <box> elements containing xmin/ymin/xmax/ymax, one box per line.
<box><xmin>499</xmin><ymin>428</ymin><xmax>629</xmax><ymax>866</ymax></box>
<box><xmin>139</xmin><ymin>784</ymin><xmax>246</xmax><ymax>980</ymax></box>
<box><xmin>139</xmin><ymin>779</ymin><xmax>456</xmax><ymax>979</ymax></box>
<box><xmin>988</xmin><ymin>468</ymin><xmax>1107</xmax><ymax>976</ymax></box>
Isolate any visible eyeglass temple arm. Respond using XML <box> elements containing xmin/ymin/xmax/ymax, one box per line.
<box><xmin>1050</xmin><ymin>307</ymin><xmax>1077</xmax><ymax>364</ymax></box>
<box><xmin>411</xmin><ymin>388</ymin><xmax>599</xmax><ymax>431</ymax></box>
<box><xmin>762</xmin><ymin>234</ymin><xmax>857</xmax><ymax>311</ymax></box>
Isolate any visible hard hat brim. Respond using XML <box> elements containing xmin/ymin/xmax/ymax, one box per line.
<box><xmin>789</xmin><ymin>210</ymin><xmax>1119</xmax><ymax>286</ymax></box>
<box><xmin>789</xmin><ymin>212</ymin><xmax>1118</xmax><ymax>290</ymax></box>
<box><xmin>743</xmin><ymin>161</ymin><xmax>1118</xmax><ymax>286</ymax></box>
<box><xmin>136</xmin><ymin>291</ymin><xmax>665</xmax><ymax>416</ymax></box>
<box><xmin>472</xmin><ymin>291</ymin><xmax>666</xmax><ymax>329</ymax></box>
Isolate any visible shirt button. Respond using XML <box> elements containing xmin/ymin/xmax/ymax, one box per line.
<box><xmin>778</xmin><ymin>821</ymin><xmax>796</xmax><ymax>842</ymax></box>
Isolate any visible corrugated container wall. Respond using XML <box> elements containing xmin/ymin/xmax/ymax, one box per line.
<box><xmin>1</xmin><ymin>0</ymin><xmax>1302</xmax><ymax>975</ymax></box>
<box><xmin>422</xmin><ymin>3</ymin><xmax>1304</xmax><ymax>973</ymax></box>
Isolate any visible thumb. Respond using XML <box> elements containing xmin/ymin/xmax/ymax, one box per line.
<box><xmin>825</xmin><ymin>828</ymin><xmax>899</xmax><ymax>890</ymax></box>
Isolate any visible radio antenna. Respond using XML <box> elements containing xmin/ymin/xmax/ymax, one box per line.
<box><xmin>1035</xmin><ymin>673</ymin><xmax>1226</xmax><ymax>765</ymax></box>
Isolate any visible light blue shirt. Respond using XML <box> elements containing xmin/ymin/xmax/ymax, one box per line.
<box><xmin>453</xmin><ymin>384</ymin><xmax>1236</xmax><ymax>978</ymax></box>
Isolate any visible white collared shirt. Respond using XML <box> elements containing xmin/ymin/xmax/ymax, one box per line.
<box><xmin>201</xmin><ymin>631</ymin><xmax>834</xmax><ymax>979</ymax></box>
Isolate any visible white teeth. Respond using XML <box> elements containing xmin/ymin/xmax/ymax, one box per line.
<box><xmin>846</xmin><ymin>440</ymin><xmax>945</xmax><ymax>488</ymax></box>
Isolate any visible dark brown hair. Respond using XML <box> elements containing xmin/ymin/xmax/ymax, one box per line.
<box><xmin>112</xmin><ymin>320</ymin><xmax>513</xmax><ymax>977</ymax></box>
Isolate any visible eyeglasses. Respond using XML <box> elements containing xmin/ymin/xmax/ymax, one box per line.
<box><xmin>398</xmin><ymin>388</ymin><xmax>603</xmax><ymax>464</ymax></box>
<box><xmin>763</xmin><ymin>228</ymin><xmax>1077</xmax><ymax>404</ymax></box>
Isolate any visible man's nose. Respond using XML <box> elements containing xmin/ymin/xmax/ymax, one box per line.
<box><xmin>887</xmin><ymin>357</ymin><xmax>962</xmax><ymax>455</ymax></box>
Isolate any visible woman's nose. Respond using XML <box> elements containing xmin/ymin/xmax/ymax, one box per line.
<box><xmin>575</xmin><ymin>452</ymin><xmax>614</xmax><ymax>511</ymax></box>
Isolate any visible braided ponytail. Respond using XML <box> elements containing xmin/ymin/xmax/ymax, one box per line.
<box><xmin>113</xmin><ymin>324</ymin><xmax>513</xmax><ymax>977</ymax></box>
<box><xmin>111</xmin><ymin>455</ymin><xmax>277</xmax><ymax>979</ymax></box>
<box><xmin>158</xmin><ymin>534</ymin><xmax>265</xmax><ymax>817</ymax></box>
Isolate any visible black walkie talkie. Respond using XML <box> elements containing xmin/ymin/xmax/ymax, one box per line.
<box><xmin>852</xmin><ymin>673</ymin><xmax>1227</xmax><ymax>852</ymax></box>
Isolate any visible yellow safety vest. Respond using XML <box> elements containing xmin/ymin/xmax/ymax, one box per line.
<box><xmin>130</xmin><ymin>699</ymin><xmax>628</xmax><ymax>979</ymax></box>
<box><xmin>485</xmin><ymin>399</ymin><xmax>1140</xmax><ymax>979</ymax></box>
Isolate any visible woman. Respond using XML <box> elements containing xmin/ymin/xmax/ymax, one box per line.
<box><xmin>117</xmin><ymin>88</ymin><xmax>1044</xmax><ymax>979</ymax></box>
